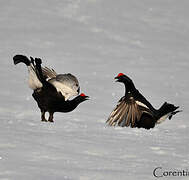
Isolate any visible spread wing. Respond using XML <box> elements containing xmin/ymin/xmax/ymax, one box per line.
<box><xmin>106</xmin><ymin>96</ymin><xmax>153</xmax><ymax>127</ymax></box>
<box><xmin>48</xmin><ymin>74</ymin><xmax>80</xmax><ymax>101</ymax></box>
<box><xmin>13</xmin><ymin>55</ymin><xmax>79</xmax><ymax>100</ymax></box>
<box><xmin>42</xmin><ymin>67</ymin><xmax>80</xmax><ymax>101</ymax></box>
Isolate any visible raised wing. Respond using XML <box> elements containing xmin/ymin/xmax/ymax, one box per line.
<box><xmin>42</xmin><ymin>67</ymin><xmax>57</xmax><ymax>80</ymax></box>
<box><xmin>48</xmin><ymin>74</ymin><xmax>80</xmax><ymax>101</ymax></box>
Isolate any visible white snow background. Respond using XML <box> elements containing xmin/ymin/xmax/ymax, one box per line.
<box><xmin>0</xmin><ymin>0</ymin><xmax>189</xmax><ymax>179</ymax></box>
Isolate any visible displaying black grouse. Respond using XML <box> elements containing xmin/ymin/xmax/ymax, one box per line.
<box><xmin>13</xmin><ymin>55</ymin><xmax>89</xmax><ymax>122</ymax></box>
<box><xmin>106</xmin><ymin>73</ymin><xmax>181</xmax><ymax>129</ymax></box>
<box><xmin>13</xmin><ymin>55</ymin><xmax>80</xmax><ymax>100</ymax></box>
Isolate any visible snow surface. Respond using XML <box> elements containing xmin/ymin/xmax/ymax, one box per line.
<box><xmin>0</xmin><ymin>0</ymin><xmax>189</xmax><ymax>179</ymax></box>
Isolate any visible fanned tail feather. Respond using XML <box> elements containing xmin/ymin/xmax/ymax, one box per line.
<box><xmin>158</xmin><ymin>102</ymin><xmax>181</xmax><ymax>121</ymax></box>
<box><xmin>13</xmin><ymin>55</ymin><xmax>31</xmax><ymax>66</ymax></box>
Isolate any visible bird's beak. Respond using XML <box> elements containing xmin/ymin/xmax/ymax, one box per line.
<box><xmin>114</xmin><ymin>76</ymin><xmax>120</xmax><ymax>82</ymax></box>
<box><xmin>85</xmin><ymin>96</ymin><xmax>90</xmax><ymax>100</ymax></box>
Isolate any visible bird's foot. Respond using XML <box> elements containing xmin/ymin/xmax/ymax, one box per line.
<box><xmin>48</xmin><ymin>113</ymin><xmax>54</xmax><ymax>123</ymax></box>
<box><xmin>41</xmin><ymin>118</ymin><xmax>48</xmax><ymax>122</ymax></box>
<box><xmin>41</xmin><ymin>111</ymin><xmax>47</xmax><ymax>122</ymax></box>
<box><xmin>48</xmin><ymin>119</ymin><xmax>54</xmax><ymax>123</ymax></box>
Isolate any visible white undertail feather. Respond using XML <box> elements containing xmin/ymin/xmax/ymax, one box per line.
<box><xmin>156</xmin><ymin>113</ymin><xmax>171</xmax><ymax>124</ymax></box>
<box><xmin>28</xmin><ymin>65</ymin><xmax>42</xmax><ymax>90</ymax></box>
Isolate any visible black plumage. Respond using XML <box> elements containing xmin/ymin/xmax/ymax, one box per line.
<box><xmin>106</xmin><ymin>73</ymin><xmax>181</xmax><ymax>129</ymax></box>
<box><xmin>13</xmin><ymin>55</ymin><xmax>89</xmax><ymax>122</ymax></box>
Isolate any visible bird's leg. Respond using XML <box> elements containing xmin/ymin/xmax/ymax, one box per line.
<box><xmin>41</xmin><ymin>110</ymin><xmax>47</xmax><ymax>122</ymax></box>
<box><xmin>48</xmin><ymin>112</ymin><xmax>54</xmax><ymax>122</ymax></box>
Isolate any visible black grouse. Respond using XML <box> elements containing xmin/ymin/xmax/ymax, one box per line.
<box><xmin>13</xmin><ymin>55</ymin><xmax>89</xmax><ymax>122</ymax></box>
<box><xmin>106</xmin><ymin>73</ymin><xmax>181</xmax><ymax>129</ymax></box>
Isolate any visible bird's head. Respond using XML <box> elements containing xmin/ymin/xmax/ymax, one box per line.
<box><xmin>78</xmin><ymin>93</ymin><xmax>90</xmax><ymax>102</ymax></box>
<box><xmin>114</xmin><ymin>73</ymin><xmax>133</xmax><ymax>84</ymax></box>
<box><xmin>114</xmin><ymin>73</ymin><xmax>136</xmax><ymax>93</ymax></box>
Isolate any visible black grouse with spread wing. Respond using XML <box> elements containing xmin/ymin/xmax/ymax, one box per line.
<box><xmin>13</xmin><ymin>55</ymin><xmax>89</xmax><ymax>122</ymax></box>
<box><xmin>106</xmin><ymin>73</ymin><xmax>181</xmax><ymax>129</ymax></box>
